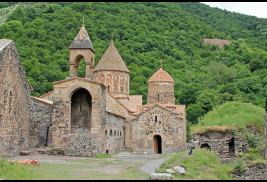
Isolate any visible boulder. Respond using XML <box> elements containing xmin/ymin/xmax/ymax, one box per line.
<box><xmin>174</xmin><ymin>166</ymin><xmax>186</xmax><ymax>175</ymax></box>
<box><xmin>150</xmin><ymin>173</ymin><xmax>172</xmax><ymax>180</ymax></box>
<box><xmin>166</xmin><ymin>169</ymin><xmax>176</xmax><ymax>174</ymax></box>
<box><xmin>179</xmin><ymin>164</ymin><xmax>187</xmax><ymax>170</ymax></box>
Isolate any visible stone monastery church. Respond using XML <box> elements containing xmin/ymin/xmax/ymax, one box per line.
<box><xmin>0</xmin><ymin>22</ymin><xmax>186</xmax><ymax>157</ymax></box>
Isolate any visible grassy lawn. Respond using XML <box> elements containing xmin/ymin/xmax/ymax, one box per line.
<box><xmin>0</xmin><ymin>156</ymin><xmax>149</xmax><ymax>180</ymax></box>
<box><xmin>157</xmin><ymin>148</ymin><xmax>237</xmax><ymax>180</ymax></box>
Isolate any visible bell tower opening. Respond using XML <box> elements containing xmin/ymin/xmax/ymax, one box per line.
<box><xmin>71</xmin><ymin>88</ymin><xmax>92</xmax><ymax>133</ymax></box>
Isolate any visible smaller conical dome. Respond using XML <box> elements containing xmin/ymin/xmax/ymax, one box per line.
<box><xmin>69</xmin><ymin>25</ymin><xmax>95</xmax><ymax>52</ymax></box>
<box><xmin>148</xmin><ymin>66</ymin><xmax>174</xmax><ymax>83</ymax></box>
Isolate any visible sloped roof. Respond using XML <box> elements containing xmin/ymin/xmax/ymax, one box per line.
<box><xmin>30</xmin><ymin>96</ymin><xmax>53</xmax><ymax>106</ymax></box>
<box><xmin>69</xmin><ymin>25</ymin><xmax>95</xmax><ymax>52</ymax></box>
<box><xmin>0</xmin><ymin>39</ymin><xmax>12</xmax><ymax>51</ymax></box>
<box><xmin>148</xmin><ymin>65</ymin><xmax>174</xmax><ymax>83</ymax></box>
<box><xmin>93</xmin><ymin>40</ymin><xmax>130</xmax><ymax>73</ymax></box>
<box><xmin>134</xmin><ymin>102</ymin><xmax>185</xmax><ymax>116</ymax></box>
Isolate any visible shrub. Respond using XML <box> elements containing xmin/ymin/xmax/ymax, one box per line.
<box><xmin>234</xmin><ymin>158</ymin><xmax>245</xmax><ymax>173</ymax></box>
<box><xmin>243</xmin><ymin>132</ymin><xmax>261</xmax><ymax>148</ymax></box>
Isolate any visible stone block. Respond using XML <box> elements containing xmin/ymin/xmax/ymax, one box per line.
<box><xmin>20</xmin><ymin>151</ymin><xmax>31</xmax><ymax>156</ymax></box>
<box><xmin>150</xmin><ymin>173</ymin><xmax>172</xmax><ymax>180</ymax></box>
<box><xmin>174</xmin><ymin>166</ymin><xmax>186</xmax><ymax>175</ymax></box>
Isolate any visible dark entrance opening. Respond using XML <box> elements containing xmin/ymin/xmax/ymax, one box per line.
<box><xmin>45</xmin><ymin>126</ymin><xmax>49</xmax><ymax>146</ymax></box>
<box><xmin>200</xmin><ymin>143</ymin><xmax>211</xmax><ymax>150</ymax></box>
<box><xmin>229</xmin><ymin>137</ymin><xmax>235</xmax><ymax>155</ymax></box>
<box><xmin>71</xmin><ymin>88</ymin><xmax>92</xmax><ymax>133</ymax></box>
<box><xmin>154</xmin><ymin>135</ymin><xmax>162</xmax><ymax>154</ymax></box>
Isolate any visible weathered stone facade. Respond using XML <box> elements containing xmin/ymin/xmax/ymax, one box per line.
<box><xmin>191</xmin><ymin>130</ymin><xmax>249</xmax><ymax>161</ymax></box>
<box><xmin>104</xmin><ymin>112</ymin><xmax>125</xmax><ymax>154</ymax></box>
<box><xmin>0</xmin><ymin>22</ymin><xmax>187</xmax><ymax>157</ymax></box>
<box><xmin>132</xmin><ymin>105</ymin><xmax>186</xmax><ymax>153</ymax></box>
<box><xmin>0</xmin><ymin>39</ymin><xmax>31</xmax><ymax>156</ymax></box>
<box><xmin>30</xmin><ymin>97</ymin><xmax>53</xmax><ymax>146</ymax></box>
<box><xmin>265</xmin><ymin>113</ymin><xmax>267</xmax><ymax>179</ymax></box>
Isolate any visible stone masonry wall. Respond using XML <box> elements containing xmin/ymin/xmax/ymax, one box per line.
<box><xmin>132</xmin><ymin>105</ymin><xmax>186</xmax><ymax>153</ymax></box>
<box><xmin>51</xmin><ymin>78</ymin><xmax>107</xmax><ymax>156</ymax></box>
<box><xmin>191</xmin><ymin>130</ymin><xmax>249</xmax><ymax>161</ymax></box>
<box><xmin>147</xmin><ymin>82</ymin><xmax>175</xmax><ymax>105</ymax></box>
<box><xmin>30</xmin><ymin>98</ymin><xmax>52</xmax><ymax>146</ymax></box>
<box><xmin>103</xmin><ymin>112</ymin><xmax>125</xmax><ymax>154</ymax></box>
<box><xmin>265</xmin><ymin>113</ymin><xmax>267</xmax><ymax>179</ymax></box>
<box><xmin>0</xmin><ymin>40</ymin><xmax>31</xmax><ymax>157</ymax></box>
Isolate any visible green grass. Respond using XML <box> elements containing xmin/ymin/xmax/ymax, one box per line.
<box><xmin>95</xmin><ymin>153</ymin><xmax>112</xmax><ymax>158</ymax></box>
<box><xmin>157</xmin><ymin>148</ymin><xmax>237</xmax><ymax>180</ymax></box>
<box><xmin>190</xmin><ymin>101</ymin><xmax>265</xmax><ymax>135</ymax></box>
<box><xmin>0</xmin><ymin>158</ymin><xmax>38</xmax><ymax>180</ymax></box>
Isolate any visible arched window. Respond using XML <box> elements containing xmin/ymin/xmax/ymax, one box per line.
<box><xmin>114</xmin><ymin>130</ymin><xmax>116</xmax><ymax>136</ymax></box>
<box><xmin>120</xmin><ymin>131</ymin><xmax>121</xmax><ymax>136</ymax></box>
<box><xmin>105</xmin><ymin>130</ymin><xmax>107</xmax><ymax>136</ymax></box>
<box><xmin>110</xmin><ymin>130</ymin><xmax>112</xmax><ymax>136</ymax></box>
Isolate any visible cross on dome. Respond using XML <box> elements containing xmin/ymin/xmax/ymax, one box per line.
<box><xmin>160</xmin><ymin>59</ymin><xmax>163</xmax><ymax>68</ymax></box>
<box><xmin>82</xmin><ymin>16</ymin><xmax>85</xmax><ymax>27</ymax></box>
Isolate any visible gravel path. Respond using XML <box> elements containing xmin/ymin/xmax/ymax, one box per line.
<box><xmin>138</xmin><ymin>157</ymin><xmax>168</xmax><ymax>174</ymax></box>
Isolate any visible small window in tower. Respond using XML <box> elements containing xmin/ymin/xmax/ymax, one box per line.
<box><xmin>110</xmin><ymin>130</ymin><xmax>112</xmax><ymax>136</ymax></box>
<box><xmin>114</xmin><ymin>130</ymin><xmax>116</xmax><ymax>136</ymax></box>
<box><xmin>155</xmin><ymin>116</ymin><xmax>157</xmax><ymax>123</ymax></box>
<box><xmin>120</xmin><ymin>131</ymin><xmax>121</xmax><ymax>136</ymax></box>
<box><xmin>157</xmin><ymin>94</ymin><xmax>159</xmax><ymax>102</ymax></box>
<box><xmin>105</xmin><ymin>130</ymin><xmax>107</xmax><ymax>136</ymax></box>
<box><xmin>121</xmin><ymin>86</ymin><xmax>123</xmax><ymax>92</ymax></box>
<box><xmin>108</xmin><ymin>85</ymin><xmax>110</xmax><ymax>92</ymax></box>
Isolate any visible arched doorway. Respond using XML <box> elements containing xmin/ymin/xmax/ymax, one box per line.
<box><xmin>153</xmin><ymin>135</ymin><xmax>162</xmax><ymax>154</ymax></box>
<box><xmin>200</xmin><ymin>143</ymin><xmax>211</xmax><ymax>150</ymax></box>
<box><xmin>71</xmin><ymin>88</ymin><xmax>92</xmax><ymax>133</ymax></box>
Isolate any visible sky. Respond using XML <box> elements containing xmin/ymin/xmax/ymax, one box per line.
<box><xmin>201</xmin><ymin>2</ymin><xmax>267</xmax><ymax>19</ymax></box>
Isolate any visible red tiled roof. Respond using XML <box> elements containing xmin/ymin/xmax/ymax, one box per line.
<box><xmin>148</xmin><ymin>66</ymin><xmax>174</xmax><ymax>83</ymax></box>
<box><xmin>134</xmin><ymin>102</ymin><xmax>185</xmax><ymax>116</ymax></box>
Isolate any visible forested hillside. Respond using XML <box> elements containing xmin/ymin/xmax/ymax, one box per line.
<box><xmin>0</xmin><ymin>2</ymin><xmax>266</xmax><ymax>126</ymax></box>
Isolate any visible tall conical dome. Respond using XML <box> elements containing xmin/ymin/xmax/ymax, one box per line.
<box><xmin>147</xmin><ymin>63</ymin><xmax>175</xmax><ymax>105</ymax></box>
<box><xmin>93</xmin><ymin>39</ymin><xmax>130</xmax><ymax>95</ymax></box>
<box><xmin>93</xmin><ymin>40</ymin><xmax>129</xmax><ymax>73</ymax></box>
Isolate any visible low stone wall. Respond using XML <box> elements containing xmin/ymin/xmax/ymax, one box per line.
<box><xmin>64</xmin><ymin>133</ymin><xmax>99</xmax><ymax>157</ymax></box>
<box><xmin>232</xmin><ymin>163</ymin><xmax>266</xmax><ymax>180</ymax></box>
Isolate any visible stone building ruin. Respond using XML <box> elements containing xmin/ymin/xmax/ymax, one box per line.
<box><xmin>0</xmin><ymin>22</ymin><xmax>187</xmax><ymax>157</ymax></box>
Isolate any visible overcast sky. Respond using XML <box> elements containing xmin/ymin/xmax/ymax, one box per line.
<box><xmin>201</xmin><ymin>2</ymin><xmax>267</xmax><ymax>19</ymax></box>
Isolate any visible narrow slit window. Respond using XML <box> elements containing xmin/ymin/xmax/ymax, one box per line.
<box><xmin>155</xmin><ymin>116</ymin><xmax>157</xmax><ymax>123</ymax></box>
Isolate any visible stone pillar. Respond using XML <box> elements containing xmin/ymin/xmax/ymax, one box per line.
<box><xmin>265</xmin><ymin>113</ymin><xmax>267</xmax><ymax>180</ymax></box>
<box><xmin>74</xmin><ymin>66</ymin><xmax>78</xmax><ymax>77</ymax></box>
<box><xmin>85</xmin><ymin>63</ymin><xmax>90</xmax><ymax>79</ymax></box>
<box><xmin>69</xmin><ymin>64</ymin><xmax>74</xmax><ymax>77</ymax></box>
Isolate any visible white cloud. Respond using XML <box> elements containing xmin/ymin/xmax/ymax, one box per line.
<box><xmin>201</xmin><ymin>2</ymin><xmax>267</xmax><ymax>18</ymax></box>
